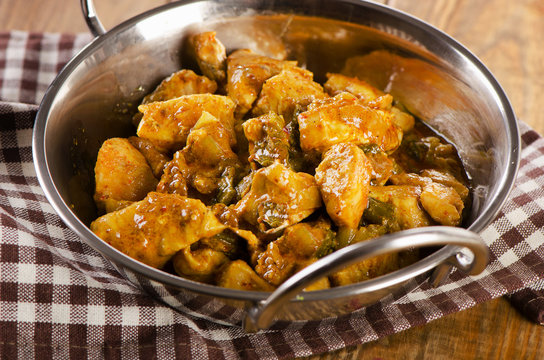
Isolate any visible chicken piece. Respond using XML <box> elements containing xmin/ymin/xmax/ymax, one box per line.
<box><xmin>331</xmin><ymin>221</ymin><xmax>417</xmax><ymax>286</ymax></box>
<box><xmin>324</xmin><ymin>73</ymin><xmax>414</xmax><ymax>131</ymax></box>
<box><xmin>172</xmin><ymin>247</ymin><xmax>229</xmax><ymax>283</ymax></box>
<box><xmin>90</xmin><ymin>192</ymin><xmax>226</xmax><ymax>269</ymax></box>
<box><xmin>252</xmin><ymin>66</ymin><xmax>327</xmax><ymax>119</ymax></box>
<box><xmin>141</xmin><ymin>69</ymin><xmax>218</xmax><ymax>104</ymax></box>
<box><xmin>176</xmin><ymin>218</ymin><xmax>257</xmax><ymax>272</ymax></box>
<box><xmin>182</xmin><ymin>111</ymin><xmax>239</xmax><ymax>191</ymax></box>
<box><xmin>211</xmin><ymin>202</ymin><xmax>240</xmax><ymax>228</ymax></box>
<box><xmin>226</xmin><ymin>49</ymin><xmax>296</xmax><ymax>119</ymax></box>
<box><xmin>290</xmin><ymin>223</ymin><xmax>331</xmax><ymax>255</ymax></box>
<box><xmin>242</xmin><ymin>112</ymin><xmax>290</xmax><ymax>168</ymax></box>
<box><xmin>420</xmin><ymin>182</ymin><xmax>464</xmax><ymax>226</ymax></box>
<box><xmin>315</xmin><ymin>143</ymin><xmax>373</xmax><ymax>228</ymax></box>
<box><xmin>389</xmin><ymin>171</ymin><xmax>465</xmax><ymax>226</ymax></box>
<box><xmin>324</xmin><ymin>73</ymin><xmax>383</xmax><ymax>102</ymax></box>
<box><xmin>216</xmin><ymin>260</ymin><xmax>275</xmax><ymax>291</ymax></box>
<box><xmin>297</xmin><ymin>259</ymin><xmax>331</xmax><ymax>291</ymax></box>
<box><xmin>99</xmin><ymin>199</ymin><xmax>134</xmax><ymax>214</ymax></box>
<box><xmin>396</xmin><ymin>134</ymin><xmax>462</xmax><ymax>177</ymax></box>
<box><xmin>360</xmin><ymin>144</ymin><xmax>396</xmax><ymax>186</ymax></box>
<box><xmin>298</xmin><ymin>93</ymin><xmax>403</xmax><ymax>154</ymax></box>
<box><xmin>336</xmin><ymin>224</ymin><xmax>390</xmax><ymax>249</ymax></box>
<box><xmin>128</xmin><ymin>136</ymin><xmax>170</xmax><ymax>178</ymax></box>
<box><xmin>234</xmin><ymin>162</ymin><xmax>322</xmax><ymax>232</ymax></box>
<box><xmin>255</xmin><ymin>220</ymin><xmax>335</xmax><ymax>286</ymax></box>
<box><xmin>256</xmin><ymin>238</ymin><xmax>291</xmax><ymax>286</ymax></box>
<box><xmin>420</xmin><ymin>169</ymin><xmax>469</xmax><ymax>201</ymax></box>
<box><xmin>191</xmin><ymin>31</ymin><xmax>227</xmax><ymax>84</ymax></box>
<box><xmin>369</xmin><ymin>185</ymin><xmax>433</xmax><ymax>230</ymax></box>
<box><xmin>93</xmin><ymin>138</ymin><xmax>158</xmax><ymax>213</ymax></box>
<box><xmin>156</xmin><ymin>152</ymin><xmax>189</xmax><ymax>196</ymax></box>
<box><xmin>157</xmin><ymin>111</ymin><xmax>241</xmax><ymax>197</ymax></box>
<box><xmin>330</xmin><ymin>217</ymin><xmax>402</xmax><ymax>286</ymax></box>
<box><xmin>133</xmin><ymin>69</ymin><xmax>218</xmax><ymax>127</ymax></box>
<box><xmin>390</xmin><ymin>106</ymin><xmax>416</xmax><ymax>133</ymax></box>
<box><xmin>364</xmin><ymin>94</ymin><xmax>415</xmax><ymax>134</ymax></box>
<box><xmin>329</xmin><ymin>249</ymin><xmax>400</xmax><ymax>286</ymax></box>
<box><xmin>137</xmin><ymin>94</ymin><xmax>235</xmax><ymax>152</ymax></box>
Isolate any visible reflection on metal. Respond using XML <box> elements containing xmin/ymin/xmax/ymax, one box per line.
<box><xmin>243</xmin><ymin>226</ymin><xmax>488</xmax><ymax>332</ymax></box>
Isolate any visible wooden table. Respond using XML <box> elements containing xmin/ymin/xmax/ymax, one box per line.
<box><xmin>2</xmin><ymin>0</ymin><xmax>543</xmax><ymax>358</ymax></box>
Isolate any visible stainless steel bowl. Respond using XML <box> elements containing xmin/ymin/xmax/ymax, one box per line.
<box><xmin>33</xmin><ymin>0</ymin><xmax>519</xmax><ymax>331</ymax></box>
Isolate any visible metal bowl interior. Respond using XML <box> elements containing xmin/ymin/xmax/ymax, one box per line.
<box><xmin>33</xmin><ymin>0</ymin><xmax>519</xmax><ymax>323</ymax></box>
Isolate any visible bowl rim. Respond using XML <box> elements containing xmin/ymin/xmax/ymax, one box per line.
<box><xmin>32</xmin><ymin>0</ymin><xmax>520</xmax><ymax>303</ymax></box>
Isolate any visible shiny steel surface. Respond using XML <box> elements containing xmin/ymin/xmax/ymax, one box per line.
<box><xmin>80</xmin><ymin>0</ymin><xmax>105</xmax><ymax>36</ymax></box>
<box><xmin>243</xmin><ymin>226</ymin><xmax>488</xmax><ymax>332</ymax></box>
<box><xmin>32</xmin><ymin>0</ymin><xmax>519</xmax><ymax>329</ymax></box>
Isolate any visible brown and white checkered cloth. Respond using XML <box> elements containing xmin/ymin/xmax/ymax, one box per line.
<box><xmin>1</xmin><ymin>31</ymin><xmax>543</xmax><ymax>359</ymax></box>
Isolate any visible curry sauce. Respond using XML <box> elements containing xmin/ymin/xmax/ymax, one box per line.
<box><xmin>89</xmin><ymin>31</ymin><xmax>470</xmax><ymax>292</ymax></box>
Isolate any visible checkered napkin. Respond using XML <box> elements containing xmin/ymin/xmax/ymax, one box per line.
<box><xmin>1</xmin><ymin>31</ymin><xmax>544</xmax><ymax>359</ymax></box>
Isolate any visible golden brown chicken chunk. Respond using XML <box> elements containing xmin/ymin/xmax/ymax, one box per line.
<box><xmin>132</xmin><ymin>69</ymin><xmax>218</xmax><ymax>127</ymax></box>
<box><xmin>172</xmin><ymin>247</ymin><xmax>229</xmax><ymax>284</ymax></box>
<box><xmin>173</xmin><ymin>225</ymin><xmax>253</xmax><ymax>283</ymax></box>
<box><xmin>216</xmin><ymin>260</ymin><xmax>275</xmax><ymax>291</ymax></box>
<box><xmin>329</xmin><ymin>251</ymin><xmax>400</xmax><ymax>287</ymax></box>
<box><xmin>420</xmin><ymin>182</ymin><xmax>464</xmax><ymax>227</ymax></box>
<box><xmin>157</xmin><ymin>111</ymin><xmax>241</xmax><ymax>198</ymax></box>
<box><xmin>390</xmin><ymin>106</ymin><xmax>416</xmax><ymax>133</ymax></box>
<box><xmin>255</xmin><ymin>220</ymin><xmax>335</xmax><ymax>286</ymax></box>
<box><xmin>128</xmin><ymin>136</ymin><xmax>170</xmax><ymax>178</ymax></box>
<box><xmin>298</xmin><ymin>92</ymin><xmax>403</xmax><ymax>154</ymax></box>
<box><xmin>137</xmin><ymin>94</ymin><xmax>235</xmax><ymax>152</ymax></box>
<box><xmin>324</xmin><ymin>73</ymin><xmax>415</xmax><ymax>132</ymax></box>
<box><xmin>93</xmin><ymin>138</ymin><xmax>158</xmax><ymax>213</ymax></box>
<box><xmin>420</xmin><ymin>169</ymin><xmax>469</xmax><ymax>201</ymax></box>
<box><xmin>369</xmin><ymin>185</ymin><xmax>433</xmax><ymax>230</ymax></box>
<box><xmin>141</xmin><ymin>69</ymin><xmax>218</xmax><ymax>104</ymax></box>
<box><xmin>315</xmin><ymin>143</ymin><xmax>373</xmax><ymax>228</ymax></box>
<box><xmin>360</xmin><ymin>144</ymin><xmax>396</xmax><ymax>186</ymax></box>
<box><xmin>252</xmin><ymin>66</ymin><xmax>327</xmax><ymax>119</ymax></box>
<box><xmin>242</xmin><ymin>112</ymin><xmax>290</xmax><ymax>168</ymax></box>
<box><xmin>324</xmin><ymin>73</ymin><xmax>383</xmax><ymax>102</ymax></box>
<box><xmin>191</xmin><ymin>31</ymin><xmax>227</xmax><ymax>84</ymax></box>
<box><xmin>330</xmin><ymin>220</ymin><xmax>399</xmax><ymax>286</ymax></box>
<box><xmin>90</xmin><ymin>192</ymin><xmax>226</xmax><ymax>269</ymax></box>
<box><xmin>226</xmin><ymin>49</ymin><xmax>296</xmax><ymax>119</ymax></box>
<box><xmin>331</xmin><ymin>217</ymin><xmax>420</xmax><ymax>286</ymax></box>
<box><xmin>297</xmin><ymin>259</ymin><xmax>332</xmax><ymax>291</ymax></box>
<box><xmin>389</xmin><ymin>172</ymin><xmax>465</xmax><ymax>226</ymax></box>
<box><xmin>234</xmin><ymin>161</ymin><xmax>322</xmax><ymax>232</ymax></box>
<box><xmin>391</xmin><ymin>133</ymin><xmax>460</xmax><ymax>178</ymax></box>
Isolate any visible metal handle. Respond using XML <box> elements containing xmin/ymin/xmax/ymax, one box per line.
<box><xmin>243</xmin><ymin>226</ymin><xmax>488</xmax><ymax>332</ymax></box>
<box><xmin>81</xmin><ymin>0</ymin><xmax>106</xmax><ymax>37</ymax></box>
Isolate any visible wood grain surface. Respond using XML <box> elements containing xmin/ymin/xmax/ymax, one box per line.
<box><xmin>2</xmin><ymin>0</ymin><xmax>543</xmax><ymax>359</ymax></box>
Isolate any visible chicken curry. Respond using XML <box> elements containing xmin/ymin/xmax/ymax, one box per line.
<box><xmin>90</xmin><ymin>31</ymin><xmax>470</xmax><ymax>292</ymax></box>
